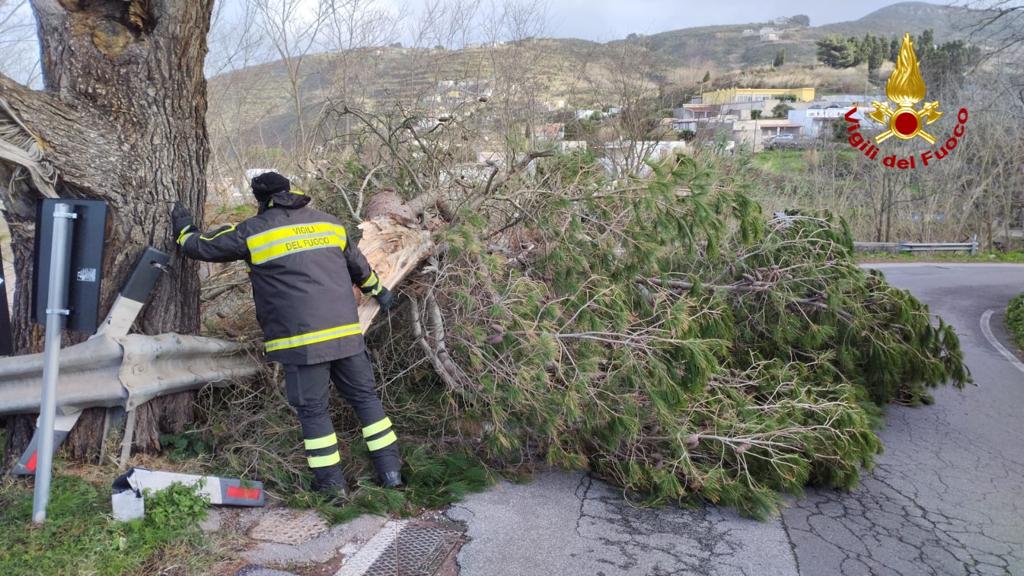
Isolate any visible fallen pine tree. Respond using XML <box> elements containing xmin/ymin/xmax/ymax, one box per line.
<box><xmin>195</xmin><ymin>139</ymin><xmax>968</xmax><ymax>520</ymax></box>
<box><xmin>350</xmin><ymin>152</ymin><xmax>967</xmax><ymax>519</ymax></box>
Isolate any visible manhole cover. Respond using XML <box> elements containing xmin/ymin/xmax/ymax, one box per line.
<box><xmin>364</xmin><ymin>522</ymin><xmax>462</xmax><ymax>576</ymax></box>
<box><xmin>337</xmin><ymin>520</ymin><xmax>464</xmax><ymax>576</ymax></box>
<box><xmin>249</xmin><ymin>509</ymin><xmax>330</xmax><ymax>545</ymax></box>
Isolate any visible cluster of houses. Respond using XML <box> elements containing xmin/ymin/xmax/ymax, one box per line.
<box><xmin>667</xmin><ymin>87</ymin><xmax>879</xmax><ymax>152</ymax></box>
<box><xmin>533</xmin><ymin>88</ymin><xmax>878</xmax><ymax>156</ymax></box>
<box><xmin>471</xmin><ymin>86</ymin><xmax>883</xmax><ymax>178</ymax></box>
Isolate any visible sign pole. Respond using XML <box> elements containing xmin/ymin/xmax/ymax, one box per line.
<box><xmin>32</xmin><ymin>202</ymin><xmax>76</xmax><ymax>524</ymax></box>
<box><xmin>0</xmin><ymin>246</ymin><xmax>11</xmax><ymax>356</ymax></box>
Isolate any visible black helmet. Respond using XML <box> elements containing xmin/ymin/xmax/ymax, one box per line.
<box><xmin>251</xmin><ymin>171</ymin><xmax>290</xmax><ymax>202</ymax></box>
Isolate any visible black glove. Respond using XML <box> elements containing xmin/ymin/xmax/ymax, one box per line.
<box><xmin>171</xmin><ymin>202</ymin><xmax>195</xmax><ymax>237</ymax></box>
<box><xmin>374</xmin><ymin>286</ymin><xmax>396</xmax><ymax>312</ymax></box>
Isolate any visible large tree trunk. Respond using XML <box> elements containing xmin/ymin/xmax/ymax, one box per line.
<box><xmin>0</xmin><ymin>0</ymin><xmax>215</xmax><ymax>463</ymax></box>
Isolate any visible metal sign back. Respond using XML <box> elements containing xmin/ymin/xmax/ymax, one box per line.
<box><xmin>32</xmin><ymin>199</ymin><xmax>108</xmax><ymax>334</ymax></box>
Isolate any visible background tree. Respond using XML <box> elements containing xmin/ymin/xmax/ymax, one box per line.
<box><xmin>867</xmin><ymin>37</ymin><xmax>886</xmax><ymax>82</ymax></box>
<box><xmin>791</xmin><ymin>14</ymin><xmax>810</xmax><ymax>27</ymax></box>
<box><xmin>816</xmin><ymin>36</ymin><xmax>858</xmax><ymax>68</ymax></box>
<box><xmin>773</xmin><ymin>49</ymin><xmax>786</xmax><ymax>68</ymax></box>
<box><xmin>0</xmin><ymin>0</ymin><xmax>215</xmax><ymax>462</ymax></box>
<box><xmin>771</xmin><ymin>101</ymin><xmax>792</xmax><ymax>119</ymax></box>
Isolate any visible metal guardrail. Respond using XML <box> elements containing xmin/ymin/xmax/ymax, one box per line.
<box><xmin>0</xmin><ymin>246</ymin><xmax>262</xmax><ymax>472</ymax></box>
<box><xmin>0</xmin><ymin>332</ymin><xmax>259</xmax><ymax>418</ymax></box>
<box><xmin>854</xmin><ymin>235</ymin><xmax>978</xmax><ymax>255</ymax></box>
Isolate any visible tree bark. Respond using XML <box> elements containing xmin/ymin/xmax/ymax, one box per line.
<box><xmin>1</xmin><ymin>0</ymin><xmax>215</xmax><ymax>462</ymax></box>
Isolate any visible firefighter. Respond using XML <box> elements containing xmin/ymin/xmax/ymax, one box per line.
<box><xmin>170</xmin><ymin>171</ymin><xmax>401</xmax><ymax>497</ymax></box>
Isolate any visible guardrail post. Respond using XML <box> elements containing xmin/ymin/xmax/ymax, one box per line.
<box><xmin>32</xmin><ymin>202</ymin><xmax>75</xmax><ymax>524</ymax></box>
<box><xmin>970</xmin><ymin>234</ymin><xmax>978</xmax><ymax>256</ymax></box>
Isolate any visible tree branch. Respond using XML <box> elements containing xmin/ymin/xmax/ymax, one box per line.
<box><xmin>0</xmin><ymin>73</ymin><xmax>124</xmax><ymax>203</ymax></box>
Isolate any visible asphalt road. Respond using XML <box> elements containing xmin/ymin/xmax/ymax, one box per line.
<box><xmin>446</xmin><ymin>264</ymin><xmax>1024</xmax><ymax>576</ymax></box>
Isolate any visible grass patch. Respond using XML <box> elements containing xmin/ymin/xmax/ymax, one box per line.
<box><xmin>857</xmin><ymin>251</ymin><xmax>1024</xmax><ymax>264</ymax></box>
<box><xmin>0</xmin><ymin>475</ymin><xmax>216</xmax><ymax>576</ymax></box>
<box><xmin>751</xmin><ymin>150</ymin><xmax>809</xmax><ymax>175</ymax></box>
<box><xmin>1006</xmin><ymin>294</ymin><xmax>1024</xmax><ymax>351</ymax></box>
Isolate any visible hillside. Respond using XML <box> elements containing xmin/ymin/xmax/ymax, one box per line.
<box><xmin>207</xmin><ymin>2</ymin><xmax>1016</xmax><ymax>158</ymax></box>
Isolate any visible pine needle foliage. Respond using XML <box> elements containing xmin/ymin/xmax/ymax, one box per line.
<box><xmin>388</xmin><ymin>152</ymin><xmax>969</xmax><ymax>519</ymax></box>
<box><xmin>1005</xmin><ymin>293</ymin><xmax>1024</xmax><ymax>350</ymax></box>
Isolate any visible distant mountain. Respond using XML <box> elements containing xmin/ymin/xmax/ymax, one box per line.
<box><xmin>818</xmin><ymin>2</ymin><xmax>986</xmax><ymax>38</ymax></box>
<box><xmin>618</xmin><ymin>2</ymin><xmax>1004</xmax><ymax>69</ymax></box>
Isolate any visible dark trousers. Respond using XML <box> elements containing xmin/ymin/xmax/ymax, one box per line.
<box><xmin>284</xmin><ymin>352</ymin><xmax>400</xmax><ymax>489</ymax></box>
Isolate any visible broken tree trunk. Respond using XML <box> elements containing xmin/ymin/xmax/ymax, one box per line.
<box><xmin>353</xmin><ymin>217</ymin><xmax>435</xmax><ymax>331</ymax></box>
<box><xmin>0</xmin><ymin>0</ymin><xmax>215</xmax><ymax>463</ymax></box>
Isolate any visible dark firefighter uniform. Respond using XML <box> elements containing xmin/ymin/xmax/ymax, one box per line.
<box><xmin>171</xmin><ymin>172</ymin><xmax>401</xmax><ymax>494</ymax></box>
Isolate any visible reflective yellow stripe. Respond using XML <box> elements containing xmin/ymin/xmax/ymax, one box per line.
<box><xmin>265</xmin><ymin>323</ymin><xmax>362</xmax><ymax>353</ymax></box>
<box><xmin>247</xmin><ymin>222</ymin><xmax>346</xmax><ymax>251</ymax></box>
<box><xmin>361</xmin><ymin>272</ymin><xmax>379</xmax><ymax>289</ymax></box>
<box><xmin>200</xmin><ymin>224</ymin><xmax>237</xmax><ymax>241</ymax></box>
<box><xmin>304</xmin><ymin>433</ymin><xmax>338</xmax><ymax>451</ymax></box>
<box><xmin>250</xmin><ymin>235</ymin><xmax>345</xmax><ymax>264</ymax></box>
<box><xmin>307</xmin><ymin>451</ymin><xmax>341</xmax><ymax>468</ymax></box>
<box><xmin>246</xmin><ymin>222</ymin><xmax>347</xmax><ymax>265</ymax></box>
<box><xmin>177</xmin><ymin>229</ymin><xmax>194</xmax><ymax>246</ymax></box>
<box><xmin>366</xmin><ymin>431</ymin><xmax>398</xmax><ymax>451</ymax></box>
<box><xmin>362</xmin><ymin>417</ymin><xmax>392</xmax><ymax>438</ymax></box>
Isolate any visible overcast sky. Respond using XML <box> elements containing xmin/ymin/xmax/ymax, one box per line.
<box><xmin>1</xmin><ymin>0</ymin><xmax>950</xmax><ymax>84</ymax></box>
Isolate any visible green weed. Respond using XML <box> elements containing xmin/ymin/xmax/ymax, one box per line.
<box><xmin>858</xmin><ymin>251</ymin><xmax>1024</xmax><ymax>264</ymax></box>
<box><xmin>0</xmin><ymin>475</ymin><xmax>214</xmax><ymax>576</ymax></box>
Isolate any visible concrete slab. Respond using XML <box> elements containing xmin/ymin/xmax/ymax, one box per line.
<box><xmin>241</xmin><ymin>513</ymin><xmax>389</xmax><ymax>568</ymax></box>
<box><xmin>249</xmin><ymin>509</ymin><xmax>330</xmax><ymax>545</ymax></box>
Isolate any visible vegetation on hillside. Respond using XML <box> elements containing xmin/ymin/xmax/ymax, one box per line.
<box><xmin>816</xmin><ymin>29</ymin><xmax>982</xmax><ymax>86</ymax></box>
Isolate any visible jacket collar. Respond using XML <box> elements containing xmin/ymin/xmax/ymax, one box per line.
<box><xmin>265</xmin><ymin>189</ymin><xmax>311</xmax><ymax>210</ymax></box>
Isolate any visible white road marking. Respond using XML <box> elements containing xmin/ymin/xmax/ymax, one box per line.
<box><xmin>980</xmin><ymin>309</ymin><xmax>1024</xmax><ymax>376</ymax></box>
<box><xmin>335</xmin><ymin>519</ymin><xmax>408</xmax><ymax>576</ymax></box>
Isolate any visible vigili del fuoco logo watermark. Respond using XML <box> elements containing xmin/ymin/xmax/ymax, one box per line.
<box><xmin>844</xmin><ymin>33</ymin><xmax>969</xmax><ymax>170</ymax></box>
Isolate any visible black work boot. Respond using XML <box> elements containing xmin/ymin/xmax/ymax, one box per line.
<box><xmin>379</xmin><ymin>470</ymin><xmax>404</xmax><ymax>489</ymax></box>
<box><xmin>370</xmin><ymin>447</ymin><xmax>403</xmax><ymax>488</ymax></box>
<box><xmin>312</xmin><ymin>465</ymin><xmax>350</xmax><ymax>503</ymax></box>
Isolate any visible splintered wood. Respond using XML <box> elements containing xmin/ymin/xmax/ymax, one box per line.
<box><xmin>355</xmin><ymin>217</ymin><xmax>434</xmax><ymax>330</ymax></box>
